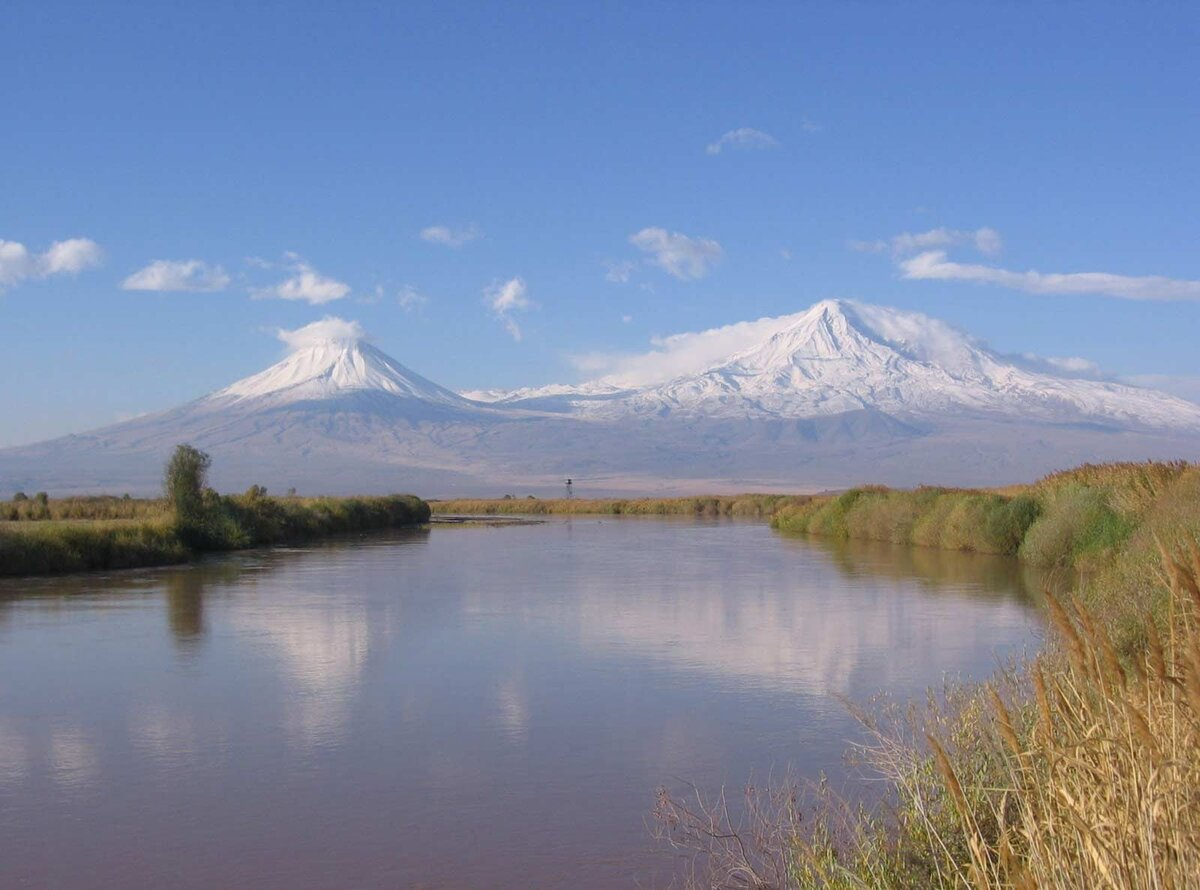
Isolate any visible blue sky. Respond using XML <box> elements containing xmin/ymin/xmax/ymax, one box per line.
<box><xmin>3</xmin><ymin>1</ymin><xmax>1199</xmax><ymax>445</ymax></box>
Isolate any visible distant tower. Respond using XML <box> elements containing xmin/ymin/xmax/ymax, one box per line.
<box><xmin>565</xmin><ymin>477</ymin><xmax>574</xmax><ymax>499</ymax></box>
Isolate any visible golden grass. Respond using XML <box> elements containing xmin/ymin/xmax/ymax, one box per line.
<box><xmin>920</xmin><ymin>545</ymin><xmax>1200</xmax><ymax>890</ymax></box>
<box><xmin>654</xmin><ymin>541</ymin><xmax>1200</xmax><ymax>889</ymax></box>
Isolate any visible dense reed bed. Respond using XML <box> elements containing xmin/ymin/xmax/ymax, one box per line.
<box><xmin>432</xmin><ymin>493</ymin><xmax>807</xmax><ymax>518</ymax></box>
<box><xmin>0</xmin><ymin>518</ymin><xmax>189</xmax><ymax>576</ymax></box>
<box><xmin>1</xmin><ymin>492</ymin><xmax>170</xmax><ymax>522</ymax></box>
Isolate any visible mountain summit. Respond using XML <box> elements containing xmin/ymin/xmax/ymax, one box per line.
<box><xmin>491</xmin><ymin>300</ymin><xmax>1200</xmax><ymax>431</ymax></box>
<box><xmin>206</xmin><ymin>336</ymin><xmax>482</xmax><ymax>414</ymax></box>
<box><xmin>1</xmin><ymin>300</ymin><xmax>1197</xmax><ymax>495</ymax></box>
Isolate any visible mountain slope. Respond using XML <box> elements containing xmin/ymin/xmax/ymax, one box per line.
<box><xmin>1</xmin><ymin>300</ymin><xmax>1197</xmax><ymax>495</ymax></box>
<box><xmin>491</xmin><ymin>300</ymin><xmax>1200</xmax><ymax>431</ymax></box>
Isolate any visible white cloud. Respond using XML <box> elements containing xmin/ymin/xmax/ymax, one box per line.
<box><xmin>852</xmin><ymin>227</ymin><xmax>1002</xmax><ymax>257</ymax></box>
<box><xmin>397</xmin><ymin>284</ymin><xmax>429</xmax><ymax>311</ymax></box>
<box><xmin>253</xmin><ymin>255</ymin><xmax>350</xmax><ymax>305</ymax></box>
<box><xmin>801</xmin><ymin>117</ymin><xmax>823</xmax><ymax>133</ymax></box>
<box><xmin>899</xmin><ymin>250</ymin><xmax>1200</xmax><ymax>302</ymax></box>
<box><xmin>629</xmin><ymin>227</ymin><xmax>723</xmax><ymax>280</ymax></box>
<box><xmin>0</xmin><ymin>237</ymin><xmax>103</xmax><ymax>292</ymax></box>
<box><xmin>420</xmin><ymin>224</ymin><xmax>481</xmax><ymax>248</ymax></box>
<box><xmin>122</xmin><ymin>259</ymin><xmax>230</xmax><ymax>292</ymax></box>
<box><xmin>276</xmin><ymin>316</ymin><xmax>365</xmax><ymax>351</ymax></box>
<box><xmin>706</xmin><ymin>127</ymin><xmax>780</xmax><ymax>155</ymax></box>
<box><xmin>485</xmin><ymin>277</ymin><xmax>532</xmax><ymax>341</ymax></box>
<box><xmin>1013</xmin><ymin>352</ymin><xmax>1108</xmax><ymax>380</ymax></box>
<box><xmin>41</xmin><ymin>238</ymin><xmax>104</xmax><ymax>274</ymax></box>
<box><xmin>572</xmin><ymin>312</ymin><xmax>803</xmax><ymax>387</ymax></box>
<box><xmin>604</xmin><ymin>259</ymin><xmax>635</xmax><ymax>284</ymax></box>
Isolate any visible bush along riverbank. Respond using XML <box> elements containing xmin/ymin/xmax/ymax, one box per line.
<box><xmin>0</xmin><ymin>445</ymin><xmax>430</xmax><ymax>577</ymax></box>
<box><xmin>772</xmin><ymin>461</ymin><xmax>1199</xmax><ymax>653</ymax></box>
<box><xmin>655</xmin><ymin>461</ymin><xmax>1200</xmax><ymax>887</ymax></box>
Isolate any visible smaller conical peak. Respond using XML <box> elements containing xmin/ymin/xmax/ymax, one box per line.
<box><xmin>210</xmin><ymin>317</ymin><xmax>475</xmax><ymax>407</ymax></box>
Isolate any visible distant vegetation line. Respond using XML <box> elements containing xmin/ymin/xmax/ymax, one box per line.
<box><xmin>0</xmin><ymin>445</ymin><xmax>430</xmax><ymax>577</ymax></box>
<box><xmin>431</xmin><ymin>493</ymin><xmax>806</xmax><ymax>518</ymax></box>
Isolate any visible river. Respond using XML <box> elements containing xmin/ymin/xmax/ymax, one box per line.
<box><xmin>0</xmin><ymin>517</ymin><xmax>1045</xmax><ymax>888</ymax></box>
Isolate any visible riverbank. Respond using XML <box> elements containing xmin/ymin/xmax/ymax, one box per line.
<box><xmin>656</xmin><ymin>460</ymin><xmax>1200</xmax><ymax>887</ymax></box>
<box><xmin>771</xmin><ymin>461</ymin><xmax>1198</xmax><ymax>650</ymax></box>
<box><xmin>2</xmin><ymin>447</ymin><xmax>433</xmax><ymax>577</ymax></box>
<box><xmin>1</xmin><ymin>493</ymin><xmax>430</xmax><ymax>577</ymax></box>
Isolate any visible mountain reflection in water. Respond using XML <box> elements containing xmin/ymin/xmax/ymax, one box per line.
<box><xmin>0</xmin><ymin>519</ymin><xmax>1042</xmax><ymax>890</ymax></box>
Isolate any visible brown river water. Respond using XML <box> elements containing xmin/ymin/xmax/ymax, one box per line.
<box><xmin>0</xmin><ymin>517</ymin><xmax>1045</xmax><ymax>888</ymax></box>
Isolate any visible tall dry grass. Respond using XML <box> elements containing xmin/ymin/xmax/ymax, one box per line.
<box><xmin>653</xmin><ymin>542</ymin><xmax>1200</xmax><ymax>888</ymax></box>
<box><xmin>1</xmin><ymin>494</ymin><xmax>170</xmax><ymax>522</ymax></box>
<box><xmin>930</xmin><ymin>545</ymin><xmax>1200</xmax><ymax>890</ymax></box>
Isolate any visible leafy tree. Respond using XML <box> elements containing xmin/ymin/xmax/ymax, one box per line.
<box><xmin>34</xmin><ymin>492</ymin><xmax>48</xmax><ymax>506</ymax></box>
<box><xmin>164</xmin><ymin>444</ymin><xmax>212</xmax><ymax>525</ymax></box>
<box><xmin>12</xmin><ymin>492</ymin><xmax>27</xmax><ymax>502</ymax></box>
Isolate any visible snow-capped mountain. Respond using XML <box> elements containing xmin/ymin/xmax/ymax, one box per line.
<box><xmin>486</xmin><ymin>300</ymin><xmax>1200</xmax><ymax>431</ymax></box>
<box><xmin>205</xmin><ymin>337</ymin><xmax>484</xmax><ymax>414</ymax></box>
<box><xmin>1</xmin><ymin>300</ymin><xmax>1197</xmax><ymax>495</ymax></box>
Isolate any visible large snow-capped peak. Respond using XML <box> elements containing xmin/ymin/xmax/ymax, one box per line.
<box><xmin>206</xmin><ymin>335</ymin><xmax>477</xmax><ymax>410</ymax></box>
<box><xmin>493</xmin><ymin>299</ymin><xmax>1200</xmax><ymax>430</ymax></box>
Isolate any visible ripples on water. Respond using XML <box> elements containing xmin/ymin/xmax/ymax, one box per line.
<box><xmin>0</xmin><ymin>518</ymin><xmax>1044</xmax><ymax>888</ymax></box>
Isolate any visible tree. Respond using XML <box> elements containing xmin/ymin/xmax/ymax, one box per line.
<box><xmin>12</xmin><ymin>492</ymin><xmax>27</xmax><ymax>502</ymax></box>
<box><xmin>164</xmin><ymin>444</ymin><xmax>212</xmax><ymax>523</ymax></box>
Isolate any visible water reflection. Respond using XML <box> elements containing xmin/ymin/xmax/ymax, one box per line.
<box><xmin>0</xmin><ymin>520</ymin><xmax>1042</xmax><ymax>890</ymax></box>
<box><xmin>806</xmin><ymin>535</ymin><xmax>1048</xmax><ymax>602</ymax></box>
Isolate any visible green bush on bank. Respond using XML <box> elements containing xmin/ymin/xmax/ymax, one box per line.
<box><xmin>772</xmin><ymin>486</ymin><xmax>1042</xmax><ymax>556</ymax></box>
<box><xmin>771</xmin><ymin>461</ymin><xmax>1199</xmax><ymax>652</ymax></box>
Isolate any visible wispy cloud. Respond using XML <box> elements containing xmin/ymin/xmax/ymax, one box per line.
<box><xmin>122</xmin><ymin>259</ymin><xmax>230</xmax><ymax>292</ymax></box>
<box><xmin>0</xmin><ymin>237</ymin><xmax>103</xmax><ymax>292</ymax></box>
<box><xmin>277</xmin><ymin>316</ymin><xmax>365</xmax><ymax>351</ymax></box>
<box><xmin>571</xmin><ymin>313</ymin><xmax>801</xmax><ymax>387</ymax></box>
<box><xmin>706</xmin><ymin>127</ymin><xmax>780</xmax><ymax>155</ymax></box>
<box><xmin>420</xmin><ymin>224</ymin><xmax>481</xmax><ymax>248</ymax></box>
<box><xmin>852</xmin><ymin>226</ymin><xmax>1002</xmax><ymax>257</ymax></box>
<box><xmin>899</xmin><ymin>250</ymin><xmax>1200</xmax><ymax>302</ymax></box>
<box><xmin>253</xmin><ymin>254</ymin><xmax>350</xmax><ymax>305</ymax></box>
<box><xmin>629</xmin><ymin>227</ymin><xmax>723</xmax><ymax>280</ymax></box>
<box><xmin>397</xmin><ymin>284</ymin><xmax>429</xmax><ymax>311</ymax></box>
<box><xmin>485</xmin><ymin>277</ymin><xmax>532</xmax><ymax>341</ymax></box>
